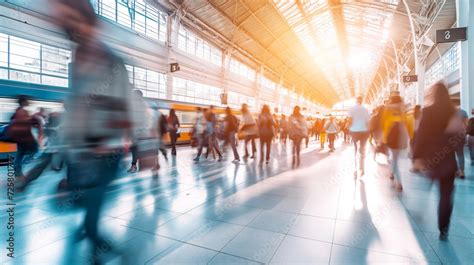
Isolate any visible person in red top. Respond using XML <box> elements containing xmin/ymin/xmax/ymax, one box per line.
<box><xmin>10</xmin><ymin>95</ymin><xmax>41</xmax><ymax>181</ymax></box>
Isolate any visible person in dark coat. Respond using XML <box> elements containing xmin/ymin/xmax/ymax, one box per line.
<box><xmin>413</xmin><ymin>82</ymin><xmax>463</xmax><ymax>240</ymax></box>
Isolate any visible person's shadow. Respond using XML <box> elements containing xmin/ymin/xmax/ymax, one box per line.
<box><xmin>343</xmin><ymin>180</ymin><xmax>380</xmax><ymax>264</ymax></box>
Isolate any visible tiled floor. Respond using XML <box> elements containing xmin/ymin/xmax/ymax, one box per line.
<box><xmin>1</xmin><ymin>139</ymin><xmax>473</xmax><ymax>264</ymax></box>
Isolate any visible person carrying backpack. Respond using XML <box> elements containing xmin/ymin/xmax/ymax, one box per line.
<box><xmin>381</xmin><ymin>95</ymin><xmax>411</xmax><ymax>191</ymax></box>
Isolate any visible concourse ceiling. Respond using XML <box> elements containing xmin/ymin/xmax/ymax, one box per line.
<box><xmin>155</xmin><ymin>0</ymin><xmax>455</xmax><ymax>107</ymax></box>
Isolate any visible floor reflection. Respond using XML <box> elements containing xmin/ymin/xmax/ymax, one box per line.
<box><xmin>1</xmin><ymin>140</ymin><xmax>473</xmax><ymax>264</ymax></box>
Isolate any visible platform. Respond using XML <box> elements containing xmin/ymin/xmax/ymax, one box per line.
<box><xmin>1</xmin><ymin>139</ymin><xmax>473</xmax><ymax>264</ymax></box>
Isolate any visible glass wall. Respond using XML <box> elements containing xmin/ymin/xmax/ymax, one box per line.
<box><xmin>229</xmin><ymin>58</ymin><xmax>255</xmax><ymax>81</ymax></box>
<box><xmin>228</xmin><ymin>91</ymin><xmax>256</xmax><ymax>111</ymax></box>
<box><xmin>0</xmin><ymin>33</ymin><xmax>70</xmax><ymax>87</ymax></box>
<box><xmin>126</xmin><ymin>65</ymin><xmax>167</xmax><ymax>99</ymax></box>
<box><xmin>178</xmin><ymin>26</ymin><xmax>222</xmax><ymax>67</ymax></box>
<box><xmin>425</xmin><ymin>43</ymin><xmax>460</xmax><ymax>87</ymax></box>
<box><xmin>260</xmin><ymin>76</ymin><xmax>276</xmax><ymax>90</ymax></box>
<box><xmin>92</xmin><ymin>0</ymin><xmax>167</xmax><ymax>42</ymax></box>
<box><xmin>172</xmin><ymin>77</ymin><xmax>222</xmax><ymax>105</ymax></box>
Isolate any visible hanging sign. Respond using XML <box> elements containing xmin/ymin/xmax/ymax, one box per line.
<box><xmin>170</xmin><ymin>63</ymin><xmax>180</xmax><ymax>72</ymax></box>
<box><xmin>402</xmin><ymin>75</ymin><xmax>418</xmax><ymax>83</ymax></box>
<box><xmin>436</xmin><ymin>27</ymin><xmax>467</xmax><ymax>43</ymax></box>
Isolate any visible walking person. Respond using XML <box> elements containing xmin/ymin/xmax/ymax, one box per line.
<box><xmin>325</xmin><ymin>115</ymin><xmax>339</xmax><ymax>152</ymax></box>
<box><xmin>454</xmin><ymin>106</ymin><xmax>468</xmax><ymax>179</ymax></box>
<box><xmin>342</xmin><ymin>117</ymin><xmax>350</xmax><ymax>143</ymax></box>
<box><xmin>0</xmin><ymin>96</ymin><xmax>41</xmax><ymax>186</ymax></box>
<box><xmin>194</xmin><ymin>107</ymin><xmax>222</xmax><ymax>161</ymax></box>
<box><xmin>319</xmin><ymin>118</ymin><xmax>327</xmax><ymax>151</ymax></box>
<box><xmin>192</xmin><ymin>107</ymin><xmax>204</xmax><ymax>147</ymax></box>
<box><xmin>224</xmin><ymin>107</ymin><xmax>240</xmax><ymax>162</ymax></box>
<box><xmin>311</xmin><ymin>118</ymin><xmax>319</xmax><ymax>141</ymax></box>
<box><xmin>348</xmin><ymin>96</ymin><xmax>370</xmax><ymax>177</ymax></box>
<box><xmin>413</xmin><ymin>82</ymin><xmax>464</xmax><ymax>240</ymax></box>
<box><xmin>288</xmin><ymin>106</ymin><xmax>308</xmax><ymax>167</ymax></box>
<box><xmin>279</xmin><ymin>115</ymin><xmax>288</xmax><ymax>144</ymax></box>
<box><xmin>304</xmin><ymin>117</ymin><xmax>310</xmax><ymax>148</ymax></box>
<box><xmin>167</xmin><ymin>108</ymin><xmax>180</xmax><ymax>156</ymax></box>
<box><xmin>273</xmin><ymin>113</ymin><xmax>280</xmax><ymax>143</ymax></box>
<box><xmin>240</xmin><ymin>103</ymin><xmax>257</xmax><ymax>159</ymax></box>
<box><xmin>127</xmin><ymin>90</ymin><xmax>156</xmax><ymax>174</ymax></box>
<box><xmin>257</xmin><ymin>105</ymin><xmax>275</xmax><ymax>164</ymax></box>
<box><xmin>381</xmin><ymin>95</ymin><xmax>410</xmax><ymax>191</ymax></box>
<box><xmin>54</xmin><ymin>0</ymin><xmax>133</xmax><ymax>260</ymax></box>
<box><xmin>409</xmin><ymin>105</ymin><xmax>422</xmax><ymax>172</ymax></box>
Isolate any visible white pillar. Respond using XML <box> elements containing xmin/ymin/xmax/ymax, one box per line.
<box><xmin>457</xmin><ymin>0</ymin><xmax>474</xmax><ymax>115</ymax></box>
<box><xmin>255</xmin><ymin>66</ymin><xmax>263</xmax><ymax>111</ymax></box>
<box><xmin>165</xmin><ymin>15</ymin><xmax>179</xmax><ymax>100</ymax></box>
<box><xmin>416</xmin><ymin>58</ymin><xmax>425</xmax><ymax>106</ymax></box>
<box><xmin>222</xmin><ymin>51</ymin><xmax>231</xmax><ymax>94</ymax></box>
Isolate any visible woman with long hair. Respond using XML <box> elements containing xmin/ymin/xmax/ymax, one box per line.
<box><xmin>413</xmin><ymin>82</ymin><xmax>462</xmax><ymax>240</ymax></box>
<box><xmin>288</xmin><ymin>106</ymin><xmax>308</xmax><ymax>166</ymax></box>
<box><xmin>167</xmin><ymin>108</ymin><xmax>180</xmax><ymax>156</ymax></box>
<box><xmin>257</xmin><ymin>105</ymin><xmax>275</xmax><ymax>164</ymax></box>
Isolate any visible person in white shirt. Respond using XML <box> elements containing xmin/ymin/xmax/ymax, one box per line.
<box><xmin>348</xmin><ymin>96</ymin><xmax>370</xmax><ymax>177</ymax></box>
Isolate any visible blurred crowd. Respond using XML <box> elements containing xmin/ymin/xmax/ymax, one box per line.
<box><xmin>0</xmin><ymin>0</ymin><xmax>473</xmax><ymax>263</ymax></box>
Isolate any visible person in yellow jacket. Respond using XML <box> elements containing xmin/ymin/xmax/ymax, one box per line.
<box><xmin>381</xmin><ymin>95</ymin><xmax>412</xmax><ymax>191</ymax></box>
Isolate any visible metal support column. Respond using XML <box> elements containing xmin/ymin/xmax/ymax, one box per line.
<box><xmin>402</xmin><ymin>0</ymin><xmax>424</xmax><ymax>106</ymax></box>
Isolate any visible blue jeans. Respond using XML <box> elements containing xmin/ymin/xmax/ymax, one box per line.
<box><xmin>390</xmin><ymin>149</ymin><xmax>402</xmax><ymax>184</ymax></box>
<box><xmin>455</xmin><ymin>138</ymin><xmax>466</xmax><ymax>171</ymax></box>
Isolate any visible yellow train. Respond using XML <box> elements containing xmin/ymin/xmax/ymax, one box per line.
<box><xmin>0</xmin><ymin>98</ymin><xmax>260</xmax><ymax>163</ymax></box>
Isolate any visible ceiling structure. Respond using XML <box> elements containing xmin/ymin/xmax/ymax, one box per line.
<box><xmin>154</xmin><ymin>0</ymin><xmax>454</xmax><ymax>107</ymax></box>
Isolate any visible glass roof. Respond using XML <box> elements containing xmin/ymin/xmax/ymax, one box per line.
<box><xmin>273</xmin><ymin>0</ymin><xmax>399</xmax><ymax>100</ymax></box>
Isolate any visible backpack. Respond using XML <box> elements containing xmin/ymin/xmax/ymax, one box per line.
<box><xmin>387</xmin><ymin>121</ymin><xmax>407</xmax><ymax>149</ymax></box>
<box><xmin>467</xmin><ymin>117</ymin><xmax>474</xmax><ymax>136</ymax></box>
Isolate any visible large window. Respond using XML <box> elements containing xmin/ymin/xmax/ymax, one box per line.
<box><xmin>444</xmin><ymin>43</ymin><xmax>459</xmax><ymax>74</ymax></box>
<box><xmin>259</xmin><ymin>75</ymin><xmax>277</xmax><ymax>95</ymax></box>
<box><xmin>0</xmin><ymin>33</ymin><xmax>70</xmax><ymax>87</ymax></box>
<box><xmin>126</xmin><ymin>65</ymin><xmax>166</xmax><ymax>99</ymax></box>
<box><xmin>229</xmin><ymin>58</ymin><xmax>255</xmax><ymax>81</ymax></box>
<box><xmin>228</xmin><ymin>91</ymin><xmax>256</xmax><ymax>111</ymax></box>
<box><xmin>178</xmin><ymin>26</ymin><xmax>222</xmax><ymax>67</ymax></box>
<box><xmin>425</xmin><ymin>43</ymin><xmax>460</xmax><ymax>88</ymax></box>
<box><xmin>172</xmin><ymin>77</ymin><xmax>222</xmax><ymax>105</ymax></box>
<box><xmin>92</xmin><ymin>0</ymin><xmax>167</xmax><ymax>42</ymax></box>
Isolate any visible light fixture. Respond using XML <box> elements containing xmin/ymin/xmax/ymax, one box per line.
<box><xmin>419</xmin><ymin>35</ymin><xmax>435</xmax><ymax>47</ymax></box>
<box><xmin>402</xmin><ymin>63</ymin><xmax>411</xmax><ymax>73</ymax></box>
